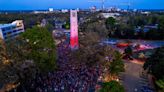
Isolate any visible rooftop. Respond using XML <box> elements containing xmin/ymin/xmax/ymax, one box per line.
<box><xmin>0</xmin><ymin>24</ymin><xmax>15</xmax><ymax>29</ymax></box>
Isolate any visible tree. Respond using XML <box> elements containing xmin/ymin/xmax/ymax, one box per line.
<box><xmin>145</xmin><ymin>29</ymin><xmax>160</xmax><ymax>40</ymax></box>
<box><xmin>0</xmin><ymin>38</ymin><xmax>36</xmax><ymax>91</ymax></box>
<box><xmin>45</xmin><ymin>23</ymin><xmax>54</xmax><ymax>32</ymax></box>
<box><xmin>80</xmin><ymin>19</ymin><xmax>109</xmax><ymax>38</ymax></box>
<box><xmin>0</xmin><ymin>26</ymin><xmax>57</xmax><ymax>91</ymax></box>
<box><xmin>74</xmin><ymin>32</ymin><xmax>101</xmax><ymax>66</ymax></box>
<box><xmin>148</xmin><ymin>16</ymin><xmax>158</xmax><ymax>24</ymax></box>
<box><xmin>105</xmin><ymin>17</ymin><xmax>116</xmax><ymax>30</ymax></box>
<box><xmin>134</xmin><ymin>16</ymin><xmax>146</xmax><ymax>26</ymax></box>
<box><xmin>155</xmin><ymin>79</ymin><xmax>164</xmax><ymax>91</ymax></box>
<box><xmin>143</xmin><ymin>47</ymin><xmax>164</xmax><ymax>91</ymax></box>
<box><xmin>143</xmin><ymin>47</ymin><xmax>164</xmax><ymax>79</ymax></box>
<box><xmin>159</xmin><ymin>16</ymin><xmax>164</xmax><ymax>31</ymax></box>
<box><xmin>19</xmin><ymin>26</ymin><xmax>57</xmax><ymax>72</ymax></box>
<box><xmin>124</xmin><ymin>46</ymin><xmax>133</xmax><ymax>59</ymax></box>
<box><xmin>0</xmin><ymin>38</ymin><xmax>6</xmax><ymax>63</ymax></box>
<box><xmin>159</xmin><ymin>16</ymin><xmax>164</xmax><ymax>40</ymax></box>
<box><xmin>73</xmin><ymin>32</ymin><xmax>115</xmax><ymax>67</ymax></box>
<box><xmin>79</xmin><ymin>32</ymin><xmax>100</xmax><ymax>47</ymax></box>
<box><xmin>99</xmin><ymin>81</ymin><xmax>125</xmax><ymax>92</ymax></box>
<box><xmin>105</xmin><ymin>17</ymin><xmax>116</xmax><ymax>37</ymax></box>
<box><xmin>3</xmin><ymin>26</ymin><xmax>56</xmax><ymax>83</ymax></box>
<box><xmin>109</xmin><ymin>51</ymin><xmax>125</xmax><ymax>77</ymax></box>
<box><xmin>137</xmin><ymin>29</ymin><xmax>145</xmax><ymax>39</ymax></box>
<box><xmin>6</xmin><ymin>36</ymin><xmax>37</xmax><ymax>81</ymax></box>
<box><xmin>0</xmin><ymin>38</ymin><xmax>15</xmax><ymax>84</ymax></box>
<box><xmin>63</xmin><ymin>21</ymin><xmax>70</xmax><ymax>29</ymax></box>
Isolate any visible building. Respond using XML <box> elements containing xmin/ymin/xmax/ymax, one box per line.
<box><xmin>135</xmin><ymin>24</ymin><xmax>158</xmax><ymax>33</ymax></box>
<box><xmin>100</xmin><ymin>13</ymin><xmax>120</xmax><ymax>18</ymax></box>
<box><xmin>0</xmin><ymin>20</ymin><xmax>25</xmax><ymax>40</ymax></box>
<box><xmin>141</xmin><ymin>11</ymin><xmax>151</xmax><ymax>15</ymax></box>
<box><xmin>49</xmin><ymin>8</ymin><xmax>54</xmax><ymax>12</ymax></box>
<box><xmin>53</xmin><ymin>29</ymin><xmax>70</xmax><ymax>45</ymax></box>
<box><xmin>54</xmin><ymin>20</ymin><xmax>66</xmax><ymax>29</ymax></box>
<box><xmin>40</xmin><ymin>19</ymin><xmax>47</xmax><ymax>27</ymax></box>
<box><xmin>90</xmin><ymin>6</ymin><xmax>97</xmax><ymax>12</ymax></box>
<box><xmin>61</xmin><ymin>9</ymin><xmax>69</xmax><ymax>13</ymax></box>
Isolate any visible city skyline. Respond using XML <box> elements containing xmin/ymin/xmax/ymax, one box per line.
<box><xmin>0</xmin><ymin>0</ymin><xmax>164</xmax><ymax>10</ymax></box>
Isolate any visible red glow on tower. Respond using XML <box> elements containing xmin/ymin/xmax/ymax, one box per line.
<box><xmin>70</xmin><ymin>10</ymin><xmax>79</xmax><ymax>49</ymax></box>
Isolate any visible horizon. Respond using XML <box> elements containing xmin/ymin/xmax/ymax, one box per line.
<box><xmin>1</xmin><ymin>9</ymin><xmax>164</xmax><ymax>11</ymax></box>
<box><xmin>0</xmin><ymin>0</ymin><xmax>164</xmax><ymax>10</ymax></box>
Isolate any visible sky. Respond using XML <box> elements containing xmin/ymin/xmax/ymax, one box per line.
<box><xmin>0</xmin><ymin>0</ymin><xmax>164</xmax><ymax>10</ymax></box>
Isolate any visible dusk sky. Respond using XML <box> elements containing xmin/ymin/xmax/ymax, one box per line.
<box><xmin>0</xmin><ymin>0</ymin><xmax>164</xmax><ymax>10</ymax></box>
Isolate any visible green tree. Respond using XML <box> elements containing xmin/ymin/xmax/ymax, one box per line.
<box><xmin>99</xmin><ymin>81</ymin><xmax>125</xmax><ymax>92</ymax></box>
<box><xmin>0</xmin><ymin>26</ymin><xmax>57</xmax><ymax>91</ymax></box>
<box><xmin>74</xmin><ymin>32</ymin><xmax>102</xmax><ymax>66</ymax></box>
<box><xmin>145</xmin><ymin>29</ymin><xmax>160</xmax><ymax>40</ymax></box>
<box><xmin>105</xmin><ymin>17</ymin><xmax>116</xmax><ymax>37</ymax></box>
<box><xmin>5</xmin><ymin>26</ymin><xmax>56</xmax><ymax>75</ymax></box>
<box><xmin>63</xmin><ymin>21</ymin><xmax>70</xmax><ymax>29</ymax></box>
<box><xmin>0</xmin><ymin>38</ymin><xmax>36</xmax><ymax>91</ymax></box>
<box><xmin>0</xmin><ymin>38</ymin><xmax>14</xmax><ymax>84</ymax></box>
<box><xmin>45</xmin><ymin>23</ymin><xmax>54</xmax><ymax>32</ymax></box>
<box><xmin>135</xmin><ymin>16</ymin><xmax>146</xmax><ymax>26</ymax></box>
<box><xmin>20</xmin><ymin>26</ymin><xmax>57</xmax><ymax>72</ymax></box>
<box><xmin>143</xmin><ymin>46</ymin><xmax>164</xmax><ymax>91</ymax></box>
<box><xmin>155</xmin><ymin>78</ymin><xmax>164</xmax><ymax>91</ymax></box>
<box><xmin>0</xmin><ymin>38</ymin><xmax>6</xmax><ymax>62</ymax></box>
<box><xmin>105</xmin><ymin>17</ymin><xmax>116</xmax><ymax>30</ymax></box>
<box><xmin>143</xmin><ymin>47</ymin><xmax>164</xmax><ymax>79</ymax></box>
<box><xmin>73</xmin><ymin>32</ymin><xmax>115</xmax><ymax>68</ymax></box>
<box><xmin>124</xmin><ymin>46</ymin><xmax>133</xmax><ymax>59</ymax></box>
<box><xmin>109</xmin><ymin>51</ymin><xmax>125</xmax><ymax>77</ymax></box>
<box><xmin>159</xmin><ymin>16</ymin><xmax>164</xmax><ymax>40</ymax></box>
<box><xmin>80</xmin><ymin>20</ymin><xmax>108</xmax><ymax>38</ymax></box>
<box><xmin>137</xmin><ymin>29</ymin><xmax>145</xmax><ymax>39</ymax></box>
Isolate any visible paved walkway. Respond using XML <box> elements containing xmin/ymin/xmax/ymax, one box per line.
<box><xmin>121</xmin><ymin>60</ymin><xmax>143</xmax><ymax>92</ymax></box>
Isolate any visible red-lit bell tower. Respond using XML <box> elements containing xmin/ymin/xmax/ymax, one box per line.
<box><xmin>70</xmin><ymin>10</ymin><xmax>79</xmax><ymax>49</ymax></box>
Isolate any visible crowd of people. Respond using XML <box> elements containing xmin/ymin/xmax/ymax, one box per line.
<box><xmin>34</xmin><ymin>64</ymin><xmax>101</xmax><ymax>92</ymax></box>
<box><xmin>13</xmin><ymin>42</ymin><xmax>102</xmax><ymax>92</ymax></box>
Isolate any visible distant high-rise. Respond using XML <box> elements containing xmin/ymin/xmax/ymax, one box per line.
<box><xmin>70</xmin><ymin>10</ymin><xmax>79</xmax><ymax>49</ymax></box>
<box><xmin>88</xmin><ymin>0</ymin><xmax>105</xmax><ymax>10</ymax></box>
<box><xmin>90</xmin><ymin>6</ymin><xmax>97</xmax><ymax>12</ymax></box>
<box><xmin>49</xmin><ymin>8</ymin><xmax>54</xmax><ymax>12</ymax></box>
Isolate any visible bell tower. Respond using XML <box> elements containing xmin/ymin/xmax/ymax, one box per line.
<box><xmin>70</xmin><ymin>10</ymin><xmax>79</xmax><ymax>49</ymax></box>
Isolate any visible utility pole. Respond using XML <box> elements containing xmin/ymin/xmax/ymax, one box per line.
<box><xmin>101</xmin><ymin>0</ymin><xmax>105</xmax><ymax>10</ymax></box>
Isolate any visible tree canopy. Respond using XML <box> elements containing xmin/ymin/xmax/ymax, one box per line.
<box><xmin>143</xmin><ymin>47</ymin><xmax>164</xmax><ymax>79</ymax></box>
<box><xmin>124</xmin><ymin>46</ymin><xmax>133</xmax><ymax>56</ymax></box>
<box><xmin>100</xmin><ymin>80</ymin><xmax>125</xmax><ymax>92</ymax></box>
<box><xmin>156</xmin><ymin>79</ymin><xmax>164</xmax><ymax>90</ymax></box>
<box><xmin>143</xmin><ymin>47</ymin><xmax>164</xmax><ymax>91</ymax></box>
<box><xmin>0</xmin><ymin>26</ymin><xmax>56</xmax><ymax>86</ymax></box>
<box><xmin>105</xmin><ymin>17</ymin><xmax>116</xmax><ymax>30</ymax></box>
<box><xmin>109</xmin><ymin>51</ymin><xmax>125</xmax><ymax>76</ymax></box>
<box><xmin>20</xmin><ymin>26</ymin><xmax>57</xmax><ymax>72</ymax></box>
<box><xmin>63</xmin><ymin>21</ymin><xmax>70</xmax><ymax>29</ymax></box>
